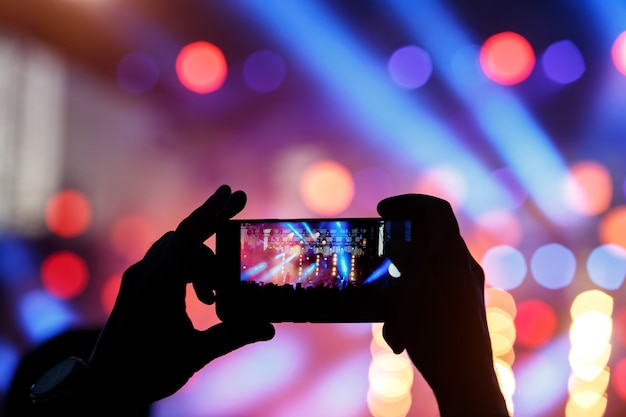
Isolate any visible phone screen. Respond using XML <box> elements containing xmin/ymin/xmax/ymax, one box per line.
<box><xmin>216</xmin><ymin>218</ymin><xmax>411</xmax><ymax>322</ymax></box>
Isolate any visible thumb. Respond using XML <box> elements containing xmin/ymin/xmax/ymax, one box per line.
<box><xmin>192</xmin><ymin>321</ymin><xmax>275</xmax><ymax>369</ymax></box>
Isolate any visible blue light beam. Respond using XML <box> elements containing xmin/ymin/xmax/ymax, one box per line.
<box><xmin>235</xmin><ymin>0</ymin><xmax>514</xmax><ymax>216</ymax></box>
<box><xmin>384</xmin><ymin>0</ymin><xmax>575</xmax><ymax>224</ymax></box>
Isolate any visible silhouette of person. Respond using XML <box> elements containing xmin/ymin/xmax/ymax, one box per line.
<box><xmin>17</xmin><ymin>185</ymin><xmax>509</xmax><ymax>416</ymax></box>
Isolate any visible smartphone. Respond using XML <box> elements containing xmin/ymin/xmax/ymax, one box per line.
<box><xmin>215</xmin><ymin>218</ymin><xmax>412</xmax><ymax>323</ymax></box>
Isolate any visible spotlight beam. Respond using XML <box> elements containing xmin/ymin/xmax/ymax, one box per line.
<box><xmin>236</xmin><ymin>0</ymin><xmax>513</xmax><ymax>216</ymax></box>
<box><xmin>384</xmin><ymin>0</ymin><xmax>575</xmax><ymax>223</ymax></box>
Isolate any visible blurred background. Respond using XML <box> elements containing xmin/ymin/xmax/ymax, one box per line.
<box><xmin>1</xmin><ymin>0</ymin><xmax>626</xmax><ymax>416</ymax></box>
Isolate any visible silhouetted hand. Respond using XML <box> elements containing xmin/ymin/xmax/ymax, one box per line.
<box><xmin>377</xmin><ymin>194</ymin><xmax>509</xmax><ymax>417</ymax></box>
<box><xmin>88</xmin><ymin>185</ymin><xmax>275</xmax><ymax>407</ymax></box>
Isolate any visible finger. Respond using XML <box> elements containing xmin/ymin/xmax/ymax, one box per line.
<box><xmin>191</xmin><ymin>322</ymin><xmax>275</xmax><ymax>370</ymax></box>
<box><xmin>377</xmin><ymin>193</ymin><xmax>447</xmax><ymax>220</ymax></box>
<box><xmin>176</xmin><ymin>185</ymin><xmax>246</xmax><ymax>245</ymax></box>
<box><xmin>378</xmin><ymin>194</ymin><xmax>460</xmax><ymax>256</ymax></box>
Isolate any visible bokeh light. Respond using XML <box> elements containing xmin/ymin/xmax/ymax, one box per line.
<box><xmin>569</xmin><ymin>291</ymin><xmax>613</xmax><ymax>384</ymax></box>
<box><xmin>18</xmin><ymin>289</ymin><xmax>77</xmax><ymax>343</ymax></box>
<box><xmin>486</xmin><ymin>307</ymin><xmax>516</xmax><ymax>357</ymax></box>
<box><xmin>116</xmin><ymin>51</ymin><xmax>160</xmax><ymax>95</ymax></box>
<box><xmin>541</xmin><ymin>40</ymin><xmax>586</xmax><ymax>84</ymax></box>
<box><xmin>612</xmin><ymin>31</ymin><xmax>626</xmax><ymax>76</ymax></box>
<box><xmin>531</xmin><ymin>243</ymin><xmax>577</xmax><ymax>289</ymax></box>
<box><xmin>494</xmin><ymin>358</ymin><xmax>516</xmax><ymax>415</ymax></box>
<box><xmin>563</xmin><ymin>160</ymin><xmax>612</xmax><ymax>216</ymax></box>
<box><xmin>176</xmin><ymin>41</ymin><xmax>227</xmax><ymax>93</ymax></box>
<box><xmin>367</xmin><ymin>389</ymin><xmax>412</xmax><ymax>417</ymax></box>
<box><xmin>369</xmin><ymin>323</ymin><xmax>414</xmax><ymax>417</ymax></box>
<box><xmin>570</xmin><ymin>289</ymin><xmax>613</xmax><ymax>319</ymax></box>
<box><xmin>480</xmin><ymin>31</ymin><xmax>535</xmax><ymax>85</ymax></box>
<box><xmin>243</xmin><ymin>50</ymin><xmax>286</xmax><ymax>93</ymax></box>
<box><xmin>485</xmin><ymin>287</ymin><xmax>518</xmax><ymax>320</ymax></box>
<box><xmin>598</xmin><ymin>205</ymin><xmax>626</xmax><ymax>249</ymax></box>
<box><xmin>482</xmin><ymin>245</ymin><xmax>527</xmax><ymax>290</ymax></box>
<box><xmin>45</xmin><ymin>189</ymin><xmax>92</xmax><ymax>238</ymax></box>
<box><xmin>565</xmin><ymin>395</ymin><xmax>607</xmax><ymax>417</ymax></box>
<box><xmin>368</xmin><ymin>352</ymin><xmax>413</xmax><ymax>400</ymax></box>
<box><xmin>586</xmin><ymin>244</ymin><xmax>626</xmax><ymax>291</ymax></box>
<box><xmin>299</xmin><ymin>160</ymin><xmax>355</xmax><ymax>216</ymax></box>
<box><xmin>110</xmin><ymin>215</ymin><xmax>159</xmax><ymax>261</ymax></box>
<box><xmin>388</xmin><ymin>45</ymin><xmax>433</xmax><ymax>89</ymax></box>
<box><xmin>40</xmin><ymin>251</ymin><xmax>89</xmax><ymax>300</ymax></box>
<box><xmin>515</xmin><ymin>298</ymin><xmax>557</xmax><ymax>348</ymax></box>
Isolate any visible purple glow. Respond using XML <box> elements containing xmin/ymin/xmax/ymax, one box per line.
<box><xmin>243</xmin><ymin>50</ymin><xmax>286</xmax><ymax>93</ymax></box>
<box><xmin>541</xmin><ymin>40</ymin><xmax>585</xmax><ymax>84</ymax></box>
<box><xmin>491</xmin><ymin>167</ymin><xmax>528</xmax><ymax>209</ymax></box>
<box><xmin>274</xmin><ymin>351</ymin><xmax>371</xmax><ymax>417</ymax></box>
<box><xmin>116</xmin><ymin>52</ymin><xmax>159</xmax><ymax>95</ymax></box>
<box><xmin>513</xmin><ymin>336</ymin><xmax>570</xmax><ymax>416</ymax></box>
<box><xmin>155</xmin><ymin>331</ymin><xmax>305</xmax><ymax>416</ymax></box>
<box><xmin>354</xmin><ymin>167</ymin><xmax>393</xmax><ymax>213</ymax></box>
<box><xmin>388</xmin><ymin>45</ymin><xmax>433</xmax><ymax>89</ymax></box>
<box><xmin>0</xmin><ymin>339</ymin><xmax>18</xmax><ymax>392</ymax></box>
